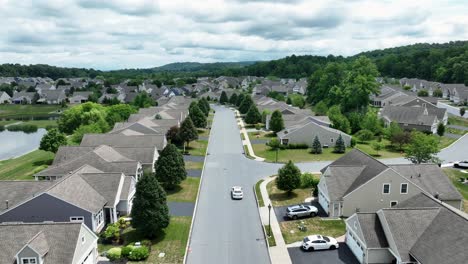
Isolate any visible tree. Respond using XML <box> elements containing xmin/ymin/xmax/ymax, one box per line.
<box><xmin>311</xmin><ymin>136</ymin><xmax>322</xmax><ymax>154</ymax></box>
<box><xmin>286</xmin><ymin>97</ymin><xmax>292</xmax><ymax>105</ymax></box>
<box><xmin>460</xmin><ymin>107</ymin><xmax>466</xmax><ymax>117</ymax></box>
<box><xmin>131</xmin><ymin>175</ymin><xmax>169</xmax><ymax>238</ymax></box>
<box><xmin>417</xmin><ymin>89</ymin><xmax>429</xmax><ymax>97</ymax></box>
<box><xmin>198</xmin><ymin>98</ymin><xmax>210</xmax><ymax>116</ymax></box>
<box><xmin>405</xmin><ymin>131</ymin><xmax>440</xmax><ymax>164</ymax></box>
<box><xmin>245</xmin><ymin>105</ymin><xmax>262</xmax><ymax>124</ymax></box>
<box><xmin>355</xmin><ymin>129</ymin><xmax>374</xmax><ymax>142</ymax></box>
<box><xmin>154</xmin><ymin>144</ymin><xmax>187</xmax><ymax>189</ymax></box>
<box><xmin>39</xmin><ymin>128</ymin><xmax>67</xmax><ymax>153</ymax></box>
<box><xmin>314</xmin><ymin>101</ymin><xmax>328</xmax><ymax>116</ymax></box>
<box><xmin>179</xmin><ymin>116</ymin><xmax>198</xmax><ymax>148</ymax></box>
<box><xmin>132</xmin><ymin>92</ymin><xmax>155</xmax><ymax>109</ymax></box>
<box><xmin>361</xmin><ymin>109</ymin><xmax>383</xmax><ymax>135</ymax></box>
<box><xmin>392</xmin><ymin>131</ymin><xmax>412</xmax><ymax>151</ymax></box>
<box><xmin>433</xmin><ymin>88</ymin><xmax>443</xmax><ymax>97</ymax></box>
<box><xmin>437</xmin><ymin>123</ymin><xmax>445</xmax><ymax>138</ymax></box>
<box><xmin>229</xmin><ymin>93</ymin><xmax>238</xmax><ymax>105</ymax></box>
<box><xmin>58</xmin><ymin>102</ymin><xmax>109</xmax><ymax>134</ymax></box>
<box><xmin>267</xmin><ymin>138</ymin><xmax>281</xmax><ymax>162</ymax></box>
<box><xmin>327</xmin><ymin>105</ymin><xmax>351</xmax><ymax>134</ymax></box>
<box><xmin>269</xmin><ymin>110</ymin><xmax>284</xmax><ymax>133</ymax></box>
<box><xmin>261</xmin><ymin>110</ymin><xmax>271</xmax><ymax>124</ymax></box>
<box><xmin>334</xmin><ymin>134</ymin><xmax>346</xmax><ymax>153</ymax></box>
<box><xmin>276</xmin><ymin>161</ymin><xmax>301</xmax><ymax>195</ymax></box>
<box><xmin>166</xmin><ymin>126</ymin><xmax>182</xmax><ymax>145</ymax></box>
<box><xmin>371</xmin><ymin>142</ymin><xmax>384</xmax><ymax>156</ymax></box>
<box><xmin>239</xmin><ymin>96</ymin><xmax>254</xmax><ymax>114</ymax></box>
<box><xmin>189</xmin><ymin>104</ymin><xmax>207</xmax><ymax>128</ymax></box>
<box><xmin>105</xmin><ymin>104</ymin><xmax>137</xmax><ymax>127</ymax></box>
<box><xmin>236</xmin><ymin>93</ymin><xmax>245</xmax><ymax>107</ymax></box>
<box><xmin>219</xmin><ymin>91</ymin><xmax>228</xmax><ymax>105</ymax></box>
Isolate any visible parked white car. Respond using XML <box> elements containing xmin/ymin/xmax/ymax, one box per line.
<box><xmin>231</xmin><ymin>186</ymin><xmax>243</xmax><ymax>200</ymax></box>
<box><xmin>302</xmin><ymin>235</ymin><xmax>339</xmax><ymax>251</ymax></box>
<box><xmin>454</xmin><ymin>161</ymin><xmax>468</xmax><ymax>168</ymax></box>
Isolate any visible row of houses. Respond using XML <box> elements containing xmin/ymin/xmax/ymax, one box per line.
<box><xmin>400</xmin><ymin>78</ymin><xmax>468</xmax><ymax>104</ymax></box>
<box><xmin>0</xmin><ymin>96</ymin><xmax>192</xmax><ymax>263</ymax></box>
<box><xmin>253</xmin><ymin>95</ymin><xmax>352</xmax><ymax>147</ymax></box>
<box><xmin>316</xmin><ymin>149</ymin><xmax>467</xmax><ymax>264</ymax></box>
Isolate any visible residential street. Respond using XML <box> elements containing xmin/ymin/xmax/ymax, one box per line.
<box><xmin>187</xmin><ymin>106</ymin><xmax>468</xmax><ymax>264</ymax></box>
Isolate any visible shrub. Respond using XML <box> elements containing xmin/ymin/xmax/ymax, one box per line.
<box><xmin>106</xmin><ymin>247</ymin><xmax>121</xmax><ymax>261</ymax></box>
<box><xmin>301</xmin><ymin>173</ymin><xmax>319</xmax><ymax>189</ymax></box>
<box><xmin>355</xmin><ymin>129</ymin><xmax>374</xmax><ymax>142</ymax></box>
<box><xmin>102</xmin><ymin>223</ymin><xmax>120</xmax><ymax>242</ymax></box>
<box><xmin>45</xmin><ymin>124</ymin><xmax>58</xmax><ymax>130</ymax></box>
<box><xmin>7</xmin><ymin>124</ymin><xmax>38</xmax><ymax>133</ymax></box>
<box><xmin>0</xmin><ymin>125</ymin><xmax>4</xmax><ymax>132</ymax></box>
<box><xmin>417</xmin><ymin>89</ymin><xmax>429</xmax><ymax>97</ymax></box>
<box><xmin>403</xmin><ymin>85</ymin><xmax>411</xmax><ymax>90</ymax></box>
<box><xmin>121</xmin><ymin>245</ymin><xmax>134</xmax><ymax>258</ymax></box>
<box><xmin>285</xmin><ymin>143</ymin><xmax>308</xmax><ymax>149</ymax></box>
<box><xmin>141</xmin><ymin>240</ymin><xmax>152</xmax><ymax>249</ymax></box>
<box><xmin>127</xmin><ymin>246</ymin><xmax>150</xmax><ymax>261</ymax></box>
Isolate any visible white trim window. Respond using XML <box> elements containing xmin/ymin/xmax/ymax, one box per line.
<box><xmin>70</xmin><ymin>216</ymin><xmax>84</xmax><ymax>222</ymax></box>
<box><xmin>21</xmin><ymin>258</ymin><xmax>37</xmax><ymax>264</ymax></box>
<box><xmin>330</xmin><ymin>138</ymin><xmax>334</xmax><ymax>143</ymax></box>
<box><xmin>400</xmin><ymin>183</ymin><xmax>408</xmax><ymax>194</ymax></box>
<box><xmin>382</xmin><ymin>183</ymin><xmax>391</xmax><ymax>194</ymax></box>
<box><xmin>95</xmin><ymin>209</ymin><xmax>104</xmax><ymax>226</ymax></box>
<box><xmin>390</xmin><ymin>201</ymin><xmax>398</xmax><ymax>207</ymax></box>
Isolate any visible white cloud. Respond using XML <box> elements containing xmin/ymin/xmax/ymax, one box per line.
<box><xmin>0</xmin><ymin>0</ymin><xmax>466</xmax><ymax>70</ymax></box>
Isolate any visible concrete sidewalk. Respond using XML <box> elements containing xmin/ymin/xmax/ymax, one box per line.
<box><xmin>235</xmin><ymin>109</ymin><xmax>265</xmax><ymax>161</ymax></box>
<box><xmin>259</xmin><ymin>176</ymin><xmax>292</xmax><ymax>264</ymax></box>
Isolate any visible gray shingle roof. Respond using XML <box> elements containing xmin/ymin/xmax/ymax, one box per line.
<box><xmin>0</xmin><ymin>181</ymin><xmax>54</xmax><ymax>212</ymax></box>
<box><xmin>80</xmin><ymin>133</ymin><xmax>166</xmax><ymax>150</ymax></box>
<box><xmin>0</xmin><ymin>222</ymin><xmax>83</xmax><ymax>264</ymax></box>
<box><xmin>323</xmin><ymin>166</ymin><xmax>365</xmax><ymax>201</ymax></box>
<box><xmin>27</xmin><ymin>231</ymin><xmax>49</xmax><ymax>257</ymax></box>
<box><xmin>381</xmin><ymin>106</ymin><xmax>437</xmax><ymax>126</ymax></box>
<box><xmin>356</xmin><ymin>213</ymin><xmax>389</xmax><ymax>248</ymax></box>
<box><xmin>120</xmin><ymin>176</ymin><xmax>136</xmax><ymax>200</ymax></box>
<box><xmin>80</xmin><ymin>173</ymin><xmax>124</xmax><ymax>207</ymax></box>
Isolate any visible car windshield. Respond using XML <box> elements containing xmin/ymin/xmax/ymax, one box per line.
<box><xmin>233</xmin><ymin>190</ymin><xmax>242</xmax><ymax>194</ymax></box>
<box><xmin>323</xmin><ymin>236</ymin><xmax>330</xmax><ymax>242</ymax></box>
<box><xmin>303</xmin><ymin>237</ymin><xmax>310</xmax><ymax>243</ymax></box>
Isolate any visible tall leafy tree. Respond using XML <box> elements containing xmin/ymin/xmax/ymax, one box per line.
<box><xmin>334</xmin><ymin>134</ymin><xmax>346</xmax><ymax>153</ymax></box>
<box><xmin>276</xmin><ymin>161</ymin><xmax>301</xmax><ymax>195</ymax></box>
<box><xmin>131</xmin><ymin>175</ymin><xmax>170</xmax><ymax>238</ymax></box>
<box><xmin>229</xmin><ymin>93</ymin><xmax>238</xmax><ymax>105</ymax></box>
<box><xmin>154</xmin><ymin>144</ymin><xmax>187</xmax><ymax>189</ymax></box>
<box><xmin>132</xmin><ymin>92</ymin><xmax>155</xmax><ymax>109</ymax></box>
<box><xmin>327</xmin><ymin>105</ymin><xmax>351</xmax><ymax>134</ymax></box>
<box><xmin>58</xmin><ymin>102</ymin><xmax>109</xmax><ymax>134</ymax></box>
<box><xmin>166</xmin><ymin>126</ymin><xmax>182</xmax><ymax>145</ymax></box>
<box><xmin>311</xmin><ymin>136</ymin><xmax>322</xmax><ymax>154</ymax></box>
<box><xmin>105</xmin><ymin>104</ymin><xmax>137</xmax><ymax>127</ymax></box>
<box><xmin>405</xmin><ymin>131</ymin><xmax>440</xmax><ymax>164</ymax></box>
<box><xmin>269</xmin><ymin>110</ymin><xmax>284</xmax><ymax>133</ymax></box>
<box><xmin>219</xmin><ymin>91</ymin><xmax>228</xmax><ymax>105</ymax></box>
<box><xmin>236</xmin><ymin>93</ymin><xmax>245</xmax><ymax>107</ymax></box>
<box><xmin>189</xmin><ymin>103</ymin><xmax>207</xmax><ymax>128</ymax></box>
<box><xmin>179</xmin><ymin>116</ymin><xmax>198</xmax><ymax>147</ymax></box>
<box><xmin>39</xmin><ymin>128</ymin><xmax>67</xmax><ymax>153</ymax></box>
<box><xmin>239</xmin><ymin>96</ymin><xmax>254</xmax><ymax>114</ymax></box>
<box><xmin>245</xmin><ymin>105</ymin><xmax>262</xmax><ymax>124</ymax></box>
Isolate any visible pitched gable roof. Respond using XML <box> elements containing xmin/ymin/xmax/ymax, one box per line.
<box><xmin>80</xmin><ymin>133</ymin><xmax>166</xmax><ymax>150</ymax></box>
<box><xmin>355</xmin><ymin>213</ymin><xmax>389</xmax><ymax>248</ymax></box>
<box><xmin>27</xmin><ymin>231</ymin><xmax>49</xmax><ymax>257</ymax></box>
<box><xmin>0</xmin><ymin>181</ymin><xmax>54</xmax><ymax>212</ymax></box>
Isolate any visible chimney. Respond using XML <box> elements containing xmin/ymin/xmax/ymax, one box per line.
<box><xmin>434</xmin><ymin>192</ymin><xmax>440</xmax><ymax>200</ymax></box>
<box><xmin>5</xmin><ymin>200</ymin><xmax>8</xmax><ymax>209</ymax></box>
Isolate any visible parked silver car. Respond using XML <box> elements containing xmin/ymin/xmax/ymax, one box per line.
<box><xmin>286</xmin><ymin>204</ymin><xmax>318</xmax><ymax>219</ymax></box>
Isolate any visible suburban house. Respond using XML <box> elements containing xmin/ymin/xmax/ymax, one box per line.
<box><xmin>0</xmin><ymin>166</ymin><xmax>135</xmax><ymax>232</ymax></box>
<box><xmin>345</xmin><ymin>192</ymin><xmax>467</xmax><ymax>264</ymax></box>
<box><xmin>11</xmin><ymin>91</ymin><xmax>36</xmax><ymax>104</ymax></box>
<box><xmin>98</xmin><ymin>93</ymin><xmax>125</xmax><ymax>103</ymax></box>
<box><xmin>317</xmin><ymin>149</ymin><xmax>463</xmax><ymax>217</ymax></box>
<box><xmin>37</xmin><ymin>89</ymin><xmax>66</xmax><ymax>104</ymax></box>
<box><xmin>451</xmin><ymin>85</ymin><xmax>468</xmax><ymax>105</ymax></box>
<box><xmin>0</xmin><ymin>222</ymin><xmax>98</xmax><ymax>264</ymax></box>
<box><xmin>110</xmin><ymin>121</ymin><xmax>168</xmax><ymax>136</ymax></box>
<box><xmin>69</xmin><ymin>91</ymin><xmax>92</xmax><ymax>104</ymax></box>
<box><xmin>80</xmin><ymin>134</ymin><xmax>167</xmax><ymax>151</ymax></box>
<box><xmin>54</xmin><ymin>145</ymin><xmax>158</xmax><ymax>173</ymax></box>
<box><xmin>0</xmin><ymin>91</ymin><xmax>11</xmax><ymax>104</ymax></box>
<box><xmin>34</xmin><ymin>145</ymin><xmax>143</xmax><ymax>181</ymax></box>
<box><xmin>277</xmin><ymin>119</ymin><xmax>352</xmax><ymax>147</ymax></box>
<box><xmin>380</xmin><ymin>104</ymin><xmax>445</xmax><ymax>134</ymax></box>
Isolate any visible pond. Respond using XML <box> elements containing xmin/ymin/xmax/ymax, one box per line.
<box><xmin>0</xmin><ymin>128</ymin><xmax>47</xmax><ymax>160</ymax></box>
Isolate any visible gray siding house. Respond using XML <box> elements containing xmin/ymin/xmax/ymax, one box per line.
<box><xmin>80</xmin><ymin>133</ymin><xmax>167</xmax><ymax>152</ymax></box>
<box><xmin>317</xmin><ymin>149</ymin><xmax>463</xmax><ymax>217</ymax></box>
<box><xmin>277</xmin><ymin>120</ymin><xmax>351</xmax><ymax>147</ymax></box>
<box><xmin>345</xmin><ymin>193</ymin><xmax>468</xmax><ymax>264</ymax></box>
<box><xmin>0</xmin><ymin>91</ymin><xmax>11</xmax><ymax>104</ymax></box>
<box><xmin>0</xmin><ymin>222</ymin><xmax>98</xmax><ymax>264</ymax></box>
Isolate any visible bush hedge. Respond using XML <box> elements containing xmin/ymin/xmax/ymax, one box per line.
<box><xmin>6</xmin><ymin>124</ymin><xmax>38</xmax><ymax>133</ymax></box>
<box><xmin>106</xmin><ymin>248</ymin><xmax>121</xmax><ymax>261</ymax></box>
<box><xmin>127</xmin><ymin>246</ymin><xmax>150</xmax><ymax>261</ymax></box>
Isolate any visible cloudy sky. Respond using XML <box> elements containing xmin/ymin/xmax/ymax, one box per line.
<box><xmin>0</xmin><ymin>0</ymin><xmax>467</xmax><ymax>70</ymax></box>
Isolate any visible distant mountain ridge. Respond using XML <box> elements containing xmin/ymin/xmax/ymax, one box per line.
<box><xmin>153</xmin><ymin>61</ymin><xmax>257</xmax><ymax>72</ymax></box>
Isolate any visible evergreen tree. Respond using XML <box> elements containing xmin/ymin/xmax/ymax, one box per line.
<box><xmin>286</xmin><ymin>97</ymin><xmax>292</xmax><ymax>105</ymax></box>
<box><xmin>311</xmin><ymin>135</ymin><xmax>322</xmax><ymax>154</ymax></box>
<box><xmin>154</xmin><ymin>144</ymin><xmax>187</xmax><ymax>189</ymax></box>
<box><xmin>239</xmin><ymin>96</ymin><xmax>254</xmax><ymax>114</ymax></box>
<box><xmin>437</xmin><ymin>123</ymin><xmax>445</xmax><ymax>137</ymax></box>
<box><xmin>39</xmin><ymin>128</ymin><xmax>67</xmax><ymax>153</ymax></box>
<box><xmin>334</xmin><ymin>134</ymin><xmax>346</xmax><ymax>153</ymax></box>
<box><xmin>269</xmin><ymin>110</ymin><xmax>284</xmax><ymax>133</ymax></box>
<box><xmin>276</xmin><ymin>161</ymin><xmax>301</xmax><ymax>195</ymax></box>
<box><xmin>219</xmin><ymin>91</ymin><xmax>228</xmax><ymax>105</ymax></box>
<box><xmin>198</xmin><ymin>98</ymin><xmax>210</xmax><ymax>116</ymax></box>
<box><xmin>179</xmin><ymin>116</ymin><xmax>198</xmax><ymax>147</ymax></box>
<box><xmin>189</xmin><ymin>104</ymin><xmax>207</xmax><ymax>128</ymax></box>
<box><xmin>245</xmin><ymin>105</ymin><xmax>262</xmax><ymax>124</ymax></box>
<box><xmin>460</xmin><ymin>107</ymin><xmax>466</xmax><ymax>117</ymax></box>
<box><xmin>131</xmin><ymin>175</ymin><xmax>170</xmax><ymax>238</ymax></box>
<box><xmin>236</xmin><ymin>93</ymin><xmax>245</xmax><ymax>107</ymax></box>
<box><xmin>229</xmin><ymin>93</ymin><xmax>238</xmax><ymax>105</ymax></box>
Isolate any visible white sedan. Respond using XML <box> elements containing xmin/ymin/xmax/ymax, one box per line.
<box><xmin>231</xmin><ymin>186</ymin><xmax>243</xmax><ymax>200</ymax></box>
<box><xmin>302</xmin><ymin>235</ymin><xmax>339</xmax><ymax>251</ymax></box>
<box><xmin>454</xmin><ymin>161</ymin><xmax>468</xmax><ymax>168</ymax></box>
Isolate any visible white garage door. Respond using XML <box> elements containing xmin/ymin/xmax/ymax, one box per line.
<box><xmin>346</xmin><ymin>231</ymin><xmax>364</xmax><ymax>263</ymax></box>
<box><xmin>318</xmin><ymin>191</ymin><xmax>329</xmax><ymax>214</ymax></box>
<box><xmin>81</xmin><ymin>249</ymin><xmax>95</xmax><ymax>264</ymax></box>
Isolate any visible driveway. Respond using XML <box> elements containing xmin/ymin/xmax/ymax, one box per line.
<box><xmin>288</xmin><ymin>243</ymin><xmax>359</xmax><ymax>264</ymax></box>
<box><xmin>168</xmin><ymin>202</ymin><xmax>195</xmax><ymax>216</ymax></box>
<box><xmin>273</xmin><ymin>201</ymin><xmax>328</xmax><ymax>223</ymax></box>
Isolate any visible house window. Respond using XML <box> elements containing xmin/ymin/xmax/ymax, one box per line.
<box><xmin>22</xmin><ymin>258</ymin><xmax>37</xmax><ymax>264</ymax></box>
<box><xmin>81</xmin><ymin>235</ymin><xmax>86</xmax><ymax>244</ymax></box>
<box><xmin>382</xmin><ymin>183</ymin><xmax>390</xmax><ymax>194</ymax></box>
<box><xmin>390</xmin><ymin>201</ymin><xmax>398</xmax><ymax>207</ymax></box>
<box><xmin>330</xmin><ymin>138</ymin><xmax>334</xmax><ymax>143</ymax></box>
<box><xmin>70</xmin><ymin>216</ymin><xmax>84</xmax><ymax>222</ymax></box>
<box><xmin>401</xmin><ymin>183</ymin><xmax>408</xmax><ymax>194</ymax></box>
<box><xmin>96</xmin><ymin>209</ymin><xmax>104</xmax><ymax>226</ymax></box>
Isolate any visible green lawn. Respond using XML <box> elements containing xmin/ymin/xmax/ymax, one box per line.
<box><xmin>0</xmin><ymin>150</ymin><xmax>54</xmax><ymax>180</ymax></box>
<box><xmin>184</xmin><ymin>140</ymin><xmax>208</xmax><ymax>156</ymax></box>
<box><xmin>267</xmin><ymin>179</ymin><xmax>313</xmax><ymax>207</ymax></box>
<box><xmin>197</xmin><ymin>128</ymin><xmax>210</xmax><ymax>137</ymax></box>
<box><xmin>446</xmin><ymin>127</ymin><xmax>467</xmax><ymax>135</ymax></box>
<box><xmin>264</xmin><ymin>225</ymin><xmax>277</xmax><ymax>246</ymax></box>
<box><xmin>16</xmin><ymin>120</ymin><xmax>58</xmax><ymax>128</ymax></box>
<box><xmin>255</xmin><ymin>179</ymin><xmax>265</xmax><ymax>207</ymax></box>
<box><xmin>248</xmin><ymin>131</ymin><xmax>276</xmax><ymax>140</ymax></box>
<box><xmin>448</xmin><ymin>116</ymin><xmax>468</xmax><ymax>127</ymax></box>
<box><xmin>355</xmin><ymin>139</ymin><xmax>406</xmax><ymax>159</ymax></box>
<box><xmin>252</xmin><ymin>143</ymin><xmax>346</xmax><ymax>162</ymax></box>
<box><xmin>443</xmin><ymin>169</ymin><xmax>468</xmax><ymax>212</ymax></box>
<box><xmin>280</xmin><ymin>218</ymin><xmax>346</xmax><ymax>244</ymax></box>
<box><xmin>0</xmin><ymin>120</ymin><xmax>17</xmax><ymax>126</ymax></box>
<box><xmin>99</xmin><ymin>216</ymin><xmax>192</xmax><ymax>264</ymax></box>
<box><xmin>0</xmin><ymin>104</ymin><xmax>65</xmax><ymax>118</ymax></box>
<box><xmin>166</xmin><ymin>177</ymin><xmax>200</xmax><ymax>203</ymax></box>
<box><xmin>439</xmin><ymin>136</ymin><xmax>457</xmax><ymax>149</ymax></box>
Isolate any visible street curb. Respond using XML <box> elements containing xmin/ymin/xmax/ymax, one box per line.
<box><xmin>183</xmin><ymin>107</ymin><xmax>214</xmax><ymax>264</ymax></box>
<box><xmin>253</xmin><ymin>181</ymin><xmax>273</xmax><ymax>264</ymax></box>
<box><xmin>440</xmin><ymin>133</ymin><xmax>467</xmax><ymax>151</ymax></box>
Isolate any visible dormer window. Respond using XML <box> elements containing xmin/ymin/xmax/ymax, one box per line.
<box><xmin>21</xmin><ymin>258</ymin><xmax>37</xmax><ymax>264</ymax></box>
